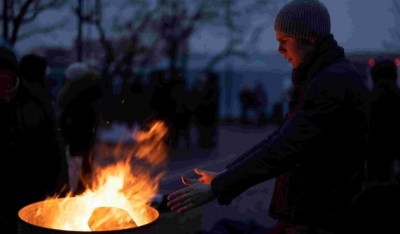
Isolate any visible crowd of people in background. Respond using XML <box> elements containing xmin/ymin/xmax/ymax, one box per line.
<box><xmin>112</xmin><ymin>68</ymin><xmax>221</xmax><ymax>150</ymax></box>
<box><xmin>0</xmin><ymin>45</ymin><xmax>223</xmax><ymax>233</ymax></box>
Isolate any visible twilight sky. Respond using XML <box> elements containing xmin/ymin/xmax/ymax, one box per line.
<box><xmin>13</xmin><ymin>0</ymin><xmax>398</xmax><ymax>55</ymax></box>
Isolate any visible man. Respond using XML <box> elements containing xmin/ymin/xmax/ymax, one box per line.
<box><xmin>0</xmin><ymin>47</ymin><xmax>69</xmax><ymax>233</ymax></box>
<box><xmin>166</xmin><ymin>0</ymin><xmax>370</xmax><ymax>233</ymax></box>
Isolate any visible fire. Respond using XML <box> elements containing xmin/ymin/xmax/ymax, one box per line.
<box><xmin>35</xmin><ymin>121</ymin><xmax>169</xmax><ymax>231</ymax></box>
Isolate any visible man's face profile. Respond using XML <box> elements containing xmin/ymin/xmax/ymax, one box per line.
<box><xmin>276</xmin><ymin>31</ymin><xmax>314</xmax><ymax>69</ymax></box>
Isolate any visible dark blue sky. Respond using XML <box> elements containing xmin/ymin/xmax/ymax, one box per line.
<box><xmin>13</xmin><ymin>0</ymin><xmax>397</xmax><ymax>55</ymax></box>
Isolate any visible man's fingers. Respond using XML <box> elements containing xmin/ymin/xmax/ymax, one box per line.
<box><xmin>194</xmin><ymin>168</ymin><xmax>204</xmax><ymax>175</ymax></box>
<box><xmin>181</xmin><ymin>175</ymin><xmax>197</xmax><ymax>185</ymax></box>
<box><xmin>167</xmin><ymin>197</ymin><xmax>182</xmax><ymax>208</ymax></box>
<box><xmin>169</xmin><ymin>195</ymin><xmax>193</xmax><ymax>210</ymax></box>
<box><xmin>167</xmin><ymin>188</ymin><xmax>188</xmax><ymax>201</ymax></box>
<box><xmin>178</xmin><ymin>203</ymin><xmax>194</xmax><ymax>214</ymax></box>
<box><xmin>171</xmin><ymin>200</ymin><xmax>187</xmax><ymax>211</ymax></box>
<box><xmin>172</xmin><ymin>197</ymin><xmax>193</xmax><ymax>212</ymax></box>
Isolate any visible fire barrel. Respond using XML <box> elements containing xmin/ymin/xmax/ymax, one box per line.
<box><xmin>18</xmin><ymin>198</ymin><xmax>159</xmax><ymax>234</ymax></box>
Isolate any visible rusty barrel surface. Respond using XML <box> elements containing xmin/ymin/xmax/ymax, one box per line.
<box><xmin>18</xmin><ymin>198</ymin><xmax>159</xmax><ymax>234</ymax></box>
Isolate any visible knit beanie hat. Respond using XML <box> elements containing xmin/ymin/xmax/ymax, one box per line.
<box><xmin>274</xmin><ymin>0</ymin><xmax>331</xmax><ymax>39</ymax></box>
<box><xmin>64</xmin><ymin>62</ymin><xmax>89</xmax><ymax>82</ymax></box>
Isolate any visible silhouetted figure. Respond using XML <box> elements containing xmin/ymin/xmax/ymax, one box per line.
<box><xmin>254</xmin><ymin>81</ymin><xmax>268</xmax><ymax>125</ymax></box>
<box><xmin>131</xmin><ymin>75</ymin><xmax>152</xmax><ymax>125</ymax></box>
<box><xmin>57</xmin><ymin>62</ymin><xmax>103</xmax><ymax>195</ymax></box>
<box><xmin>169</xmin><ymin>69</ymin><xmax>193</xmax><ymax>150</ymax></box>
<box><xmin>366</xmin><ymin>59</ymin><xmax>400</xmax><ymax>183</ymax></box>
<box><xmin>0</xmin><ymin>47</ymin><xmax>69</xmax><ymax>234</ymax></box>
<box><xmin>18</xmin><ymin>54</ymin><xmax>47</xmax><ymax>86</ymax></box>
<box><xmin>18</xmin><ymin>54</ymin><xmax>59</xmax><ymax>119</ymax></box>
<box><xmin>118</xmin><ymin>74</ymin><xmax>152</xmax><ymax>127</ymax></box>
<box><xmin>347</xmin><ymin>61</ymin><xmax>400</xmax><ymax>232</ymax></box>
<box><xmin>145</xmin><ymin>70</ymin><xmax>176</xmax><ymax>143</ymax></box>
<box><xmin>18</xmin><ymin>53</ymin><xmax>69</xmax><ymax>191</ymax></box>
<box><xmin>238</xmin><ymin>83</ymin><xmax>257</xmax><ymax>124</ymax></box>
<box><xmin>192</xmin><ymin>72</ymin><xmax>220</xmax><ymax>149</ymax></box>
<box><xmin>147</xmin><ymin>70</ymin><xmax>170</xmax><ymax>119</ymax></box>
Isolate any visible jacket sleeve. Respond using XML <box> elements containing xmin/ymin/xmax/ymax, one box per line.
<box><xmin>225</xmin><ymin>130</ymin><xmax>278</xmax><ymax>169</ymax></box>
<box><xmin>211</xmin><ymin>74</ymin><xmax>346</xmax><ymax>205</ymax></box>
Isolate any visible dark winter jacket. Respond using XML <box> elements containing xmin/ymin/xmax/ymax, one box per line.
<box><xmin>0</xmin><ymin>82</ymin><xmax>68</xmax><ymax>192</ymax></box>
<box><xmin>0</xmin><ymin>82</ymin><xmax>69</xmax><ymax>232</ymax></box>
<box><xmin>211</xmin><ymin>34</ymin><xmax>371</xmax><ymax>230</ymax></box>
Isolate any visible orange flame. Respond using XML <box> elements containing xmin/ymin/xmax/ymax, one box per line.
<box><xmin>36</xmin><ymin>121</ymin><xmax>169</xmax><ymax>231</ymax></box>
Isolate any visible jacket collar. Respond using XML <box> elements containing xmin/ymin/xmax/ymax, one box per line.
<box><xmin>292</xmin><ymin>34</ymin><xmax>345</xmax><ymax>86</ymax></box>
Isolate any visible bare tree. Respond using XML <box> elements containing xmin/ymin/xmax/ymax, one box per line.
<box><xmin>0</xmin><ymin>0</ymin><xmax>67</xmax><ymax>45</ymax></box>
<box><xmin>78</xmin><ymin>0</ymin><xmax>287</xmax><ymax>76</ymax></box>
<box><xmin>71</xmin><ymin>0</ymin><xmax>162</xmax><ymax>120</ymax></box>
<box><xmin>196</xmin><ymin>0</ymin><xmax>290</xmax><ymax>72</ymax></box>
<box><xmin>76</xmin><ymin>0</ymin><xmax>162</xmax><ymax>78</ymax></box>
<box><xmin>63</xmin><ymin>0</ymin><xmax>286</xmax><ymax>122</ymax></box>
<box><xmin>123</xmin><ymin>0</ymin><xmax>287</xmax><ymax>75</ymax></box>
<box><xmin>383</xmin><ymin>0</ymin><xmax>400</xmax><ymax>50</ymax></box>
<box><xmin>71</xmin><ymin>0</ymin><xmax>287</xmax><ymax>85</ymax></box>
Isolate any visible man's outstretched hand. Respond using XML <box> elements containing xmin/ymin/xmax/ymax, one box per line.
<box><xmin>166</xmin><ymin>168</ymin><xmax>224</xmax><ymax>213</ymax></box>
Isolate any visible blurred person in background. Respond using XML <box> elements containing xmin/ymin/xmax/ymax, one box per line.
<box><xmin>18</xmin><ymin>54</ymin><xmax>47</xmax><ymax>87</ymax></box>
<box><xmin>0</xmin><ymin>47</ymin><xmax>69</xmax><ymax>233</ymax></box>
<box><xmin>238</xmin><ymin>83</ymin><xmax>257</xmax><ymax>125</ymax></box>
<box><xmin>119</xmin><ymin>74</ymin><xmax>151</xmax><ymax>127</ymax></box>
<box><xmin>57</xmin><ymin>62</ymin><xmax>103</xmax><ymax>195</ymax></box>
<box><xmin>18</xmin><ymin>53</ymin><xmax>69</xmax><ymax>190</ymax></box>
<box><xmin>254</xmin><ymin>81</ymin><xmax>269</xmax><ymax>125</ymax></box>
<box><xmin>166</xmin><ymin>1</ymin><xmax>371</xmax><ymax>233</ymax></box>
<box><xmin>345</xmin><ymin>59</ymin><xmax>400</xmax><ymax>234</ymax></box>
<box><xmin>169</xmin><ymin>69</ymin><xmax>193</xmax><ymax>150</ymax></box>
<box><xmin>365</xmin><ymin>59</ymin><xmax>400</xmax><ymax>183</ymax></box>
<box><xmin>192</xmin><ymin>71</ymin><xmax>220</xmax><ymax>149</ymax></box>
<box><xmin>18</xmin><ymin>54</ymin><xmax>60</xmax><ymax>119</ymax></box>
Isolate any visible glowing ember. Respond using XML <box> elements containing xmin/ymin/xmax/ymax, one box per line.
<box><xmin>36</xmin><ymin>121</ymin><xmax>169</xmax><ymax>231</ymax></box>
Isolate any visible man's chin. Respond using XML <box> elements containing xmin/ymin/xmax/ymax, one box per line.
<box><xmin>288</xmin><ymin>60</ymin><xmax>297</xmax><ymax>69</ymax></box>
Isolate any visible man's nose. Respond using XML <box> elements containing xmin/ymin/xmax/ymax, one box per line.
<box><xmin>278</xmin><ymin>45</ymin><xmax>285</xmax><ymax>55</ymax></box>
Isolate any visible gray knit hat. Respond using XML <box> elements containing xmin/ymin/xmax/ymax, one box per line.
<box><xmin>274</xmin><ymin>0</ymin><xmax>331</xmax><ymax>39</ymax></box>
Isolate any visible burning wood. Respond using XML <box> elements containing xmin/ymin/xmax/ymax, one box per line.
<box><xmin>88</xmin><ymin>207</ymin><xmax>137</xmax><ymax>231</ymax></box>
